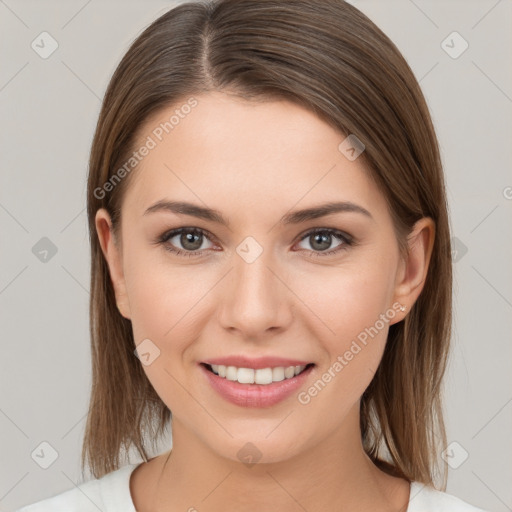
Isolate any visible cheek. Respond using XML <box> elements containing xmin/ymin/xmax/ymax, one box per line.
<box><xmin>123</xmin><ymin>242</ymin><xmax>209</xmax><ymax>341</ymax></box>
<box><xmin>296</xmin><ymin>259</ymin><xmax>396</xmax><ymax>341</ymax></box>
<box><xmin>293</xmin><ymin>270</ymin><xmax>394</xmax><ymax>416</ymax></box>
<box><xmin>123</xmin><ymin>257</ymin><xmax>209</xmax><ymax>410</ymax></box>
<box><xmin>293</xmin><ymin>257</ymin><xmax>397</xmax><ymax>392</ymax></box>
<box><xmin>123</xmin><ymin>252</ymin><xmax>220</xmax><ymax>406</ymax></box>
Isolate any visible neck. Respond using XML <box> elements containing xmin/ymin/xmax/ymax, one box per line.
<box><xmin>150</xmin><ymin>404</ymin><xmax>410</xmax><ymax>512</ymax></box>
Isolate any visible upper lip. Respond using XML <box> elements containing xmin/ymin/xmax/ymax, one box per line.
<box><xmin>202</xmin><ymin>356</ymin><xmax>313</xmax><ymax>369</ymax></box>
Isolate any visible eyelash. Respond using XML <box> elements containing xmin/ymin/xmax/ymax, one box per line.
<box><xmin>156</xmin><ymin>227</ymin><xmax>355</xmax><ymax>259</ymax></box>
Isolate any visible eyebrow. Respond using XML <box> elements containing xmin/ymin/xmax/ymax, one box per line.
<box><xmin>143</xmin><ymin>200</ymin><xmax>373</xmax><ymax>226</ymax></box>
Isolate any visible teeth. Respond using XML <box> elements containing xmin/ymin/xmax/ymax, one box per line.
<box><xmin>284</xmin><ymin>366</ymin><xmax>295</xmax><ymax>379</ymax></box>
<box><xmin>272</xmin><ymin>367</ymin><xmax>285</xmax><ymax>382</ymax></box>
<box><xmin>209</xmin><ymin>364</ymin><xmax>308</xmax><ymax>385</ymax></box>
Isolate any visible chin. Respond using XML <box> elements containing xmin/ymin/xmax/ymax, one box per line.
<box><xmin>207</xmin><ymin>431</ymin><xmax>308</xmax><ymax>467</ymax></box>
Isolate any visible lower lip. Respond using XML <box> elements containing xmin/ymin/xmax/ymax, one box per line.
<box><xmin>200</xmin><ymin>364</ymin><xmax>314</xmax><ymax>408</ymax></box>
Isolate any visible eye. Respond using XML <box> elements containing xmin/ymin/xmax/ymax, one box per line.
<box><xmin>157</xmin><ymin>227</ymin><xmax>216</xmax><ymax>258</ymax></box>
<box><xmin>295</xmin><ymin>228</ymin><xmax>354</xmax><ymax>257</ymax></box>
<box><xmin>156</xmin><ymin>226</ymin><xmax>355</xmax><ymax>259</ymax></box>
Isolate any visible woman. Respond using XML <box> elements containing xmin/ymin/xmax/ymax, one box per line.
<box><xmin>17</xmin><ymin>0</ymin><xmax>489</xmax><ymax>510</ymax></box>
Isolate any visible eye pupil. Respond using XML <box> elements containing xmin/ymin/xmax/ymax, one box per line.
<box><xmin>181</xmin><ymin>231</ymin><xmax>202</xmax><ymax>250</ymax></box>
<box><xmin>311</xmin><ymin>233</ymin><xmax>331</xmax><ymax>251</ymax></box>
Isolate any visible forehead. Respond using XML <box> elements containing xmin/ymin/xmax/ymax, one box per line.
<box><xmin>122</xmin><ymin>92</ymin><xmax>385</xmax><ymax>224</ymax></box>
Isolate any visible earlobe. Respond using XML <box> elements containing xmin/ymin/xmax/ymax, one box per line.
<box><xmin>95</xmin><ymin>208</ymin><xmax>131</xmax><ymax>319</ymax></box>
<box><xmin>391</xmin><ymin>217</ymin><xmax>435</xmax><ymax>323</ymax></box>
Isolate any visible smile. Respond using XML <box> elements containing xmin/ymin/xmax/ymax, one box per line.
<box><xmin>199</xmin><ymin>362</ymin><xmax>316</xmax><ymax>408</ymax></box>
<box><xmin>204</xmin><ymin>363</ymin><xmax>313</xmax><ymax>385</ymax></box>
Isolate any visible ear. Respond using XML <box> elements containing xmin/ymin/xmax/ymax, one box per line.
<box><xmin>95</xmin><ymin>208</ymin><xmax>131</xmax><ymax>319</ymax></box>
<box><xmin>389</xmin><ymin>217</ymin><xmax>435</xmax><ymax>325</ymax></box>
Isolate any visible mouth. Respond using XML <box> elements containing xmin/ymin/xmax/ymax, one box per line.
<box><xmin>200</xmin><ymin>362</ymin><xmax>315</xmax><ymax>386</ymax></box>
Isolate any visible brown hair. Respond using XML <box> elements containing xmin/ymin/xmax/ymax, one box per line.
<box><xmin>83</xmin><ymin>0</ymin><xmax>452</xmax><ymax>490</ymax></box>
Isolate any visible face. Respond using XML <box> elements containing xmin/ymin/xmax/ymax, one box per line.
<box><xmin>96</xmin><ymin>91</ymin><xmax>432</xmax><ymax>466</ymax></box>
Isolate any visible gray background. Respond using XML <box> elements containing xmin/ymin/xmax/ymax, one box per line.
<box><xmin>1</xmin><ymin>1</ymin><xmax>511</xmax><ymax>511</ymax></box>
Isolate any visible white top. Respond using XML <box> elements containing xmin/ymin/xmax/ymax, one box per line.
<box><xmin>16</xmin><ymin>463</ymin><xmax>490</xmax><ymax>512</ymax></box>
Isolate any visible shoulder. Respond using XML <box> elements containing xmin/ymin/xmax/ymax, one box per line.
<box><xmin>14</xmin><ymin>463</ymin><xmax>140</xmax><ymax>512</ymax></box>
<box><xmin>408</xmin><ymin>481</ymin><xmax>490</xmax><ymax>512</ymax></box>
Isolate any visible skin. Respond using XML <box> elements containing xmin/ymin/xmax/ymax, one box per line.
<box><xmin>96</xmin><ymin>91</ymin><xmax>434</xmax><ymax>512</ymax></box>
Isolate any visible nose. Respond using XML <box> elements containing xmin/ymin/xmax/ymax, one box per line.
<box><xmin>217</xmin><ymin>249</ymin><xmax>293</xmax><ymax>340</ymax></box>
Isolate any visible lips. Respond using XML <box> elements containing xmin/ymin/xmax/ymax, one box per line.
<box><xmin>199</xmin><ymin>357</ymin><xmax>316</xmax><ymax>408</ymax></box>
